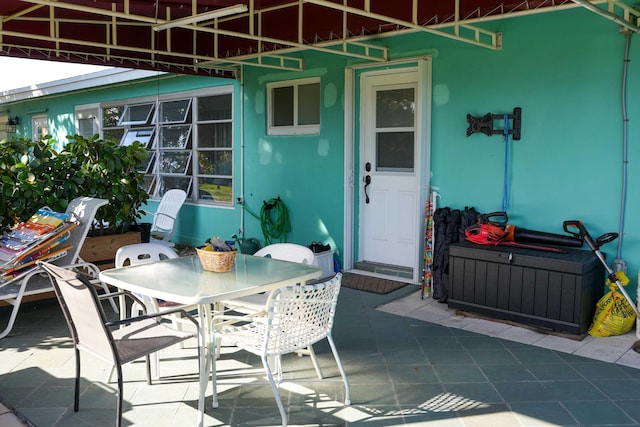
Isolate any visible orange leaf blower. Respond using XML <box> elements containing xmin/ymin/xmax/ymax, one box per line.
<box><xmin>480</xmin><ymin>212</ymin><xmax>583</xmax><ymax>248</ymax></box>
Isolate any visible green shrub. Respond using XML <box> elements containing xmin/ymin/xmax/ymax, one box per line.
<box><xmin>0</xmin><ymin>134</ymin><xmax>149</xmax><ymax>234</ymax></box>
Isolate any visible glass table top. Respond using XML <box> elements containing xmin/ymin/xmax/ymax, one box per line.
<box><xmin>99</xmin><ymin>253</ymin><xmax>322</xmax><ymax>305</ymax></box>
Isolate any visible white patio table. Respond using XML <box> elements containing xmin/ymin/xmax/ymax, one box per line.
<box><xmin>99</xmin><ymin>253</ymin><xmax>322</xmax><ymax>427</ymax></box>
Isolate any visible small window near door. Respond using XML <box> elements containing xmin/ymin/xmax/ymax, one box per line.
<box><xmin>267</xmin><ymin>78</ymin><xmax>320</xmax><ymax>135</ymax></box>
<box><xmin>75</xmin><ymin>104</ymin><xmax>99</xmax><ymax>138</ymax></box>
<box><xmin>0</xmin><ymin>114</ymin><xmax>8</xmax><ymax>141</ymax></box>
<box><xmin>32</xmin><ymin>114</ymin><xmax>48</xmax><ymax>141</ymax></box>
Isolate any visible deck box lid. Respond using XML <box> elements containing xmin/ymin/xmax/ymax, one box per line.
<box><xmin>449</xmin><ymin>241</ymin><xmax>602</xmax><ymax>275</ymax></box>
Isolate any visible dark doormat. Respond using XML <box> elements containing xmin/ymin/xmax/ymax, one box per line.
<box><xmin>341</xmin><ymin>272</ymin><xmax>409</xmax><ymax>294</ymax></box>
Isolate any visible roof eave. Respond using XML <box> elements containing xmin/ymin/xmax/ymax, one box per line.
<box><xmin>0</xmin><ymin>68</ymin><xmax>161</xmax><ymax>104</ymax></box>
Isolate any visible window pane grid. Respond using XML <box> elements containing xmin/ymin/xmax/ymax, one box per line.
<box><xmin>99</xmin><ymin>88</ymin><xmax>233</xmax><ymax>205</ymax></box>
<box><xmin>195</xmin><ymin>94</ymin><xmax>233</xmax><ymax>204</ymax></box>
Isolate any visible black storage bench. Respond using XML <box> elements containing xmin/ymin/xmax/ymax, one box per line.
<box><xmin>447</xmin><ymin>241</ymin><xmax>605</xmax><ymax>335</ymax></box>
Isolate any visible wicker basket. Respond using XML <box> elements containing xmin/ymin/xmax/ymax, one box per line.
<box><xmin>196</xmin><ymin>247</ymin><xmax>237</xmax><ymax>272</ymax></box>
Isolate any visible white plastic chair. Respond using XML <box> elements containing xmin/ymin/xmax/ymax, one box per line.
<box><xmin>114</xmin><ymin>243</ymin><xmax>199</xmax><ymax>377</ymax></box>
<box><xmin>222</xmin><ymin>243</ymin><xmax>318</xmax><ymax>314</ymax></box>
<box><xmin>149</xmin><ymin>189</ymin><xmax>187</xmax><ymax>245</ymax></box>
<box><xmin>214</xmin><ymin>273</ymin><xmax>350</xmax><ymax>427</ymax></box>
<box><xmin>115</xmin><ymin>243</ymin><xmax>198</xmax><ymax>331</ymax></box>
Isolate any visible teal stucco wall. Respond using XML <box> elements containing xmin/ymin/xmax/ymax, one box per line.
<box><xmin>239</xmin><ymin>54</ymin><xmax>347</xmax><ymax>257</ymax></box>
<box><xmin>239</xmin><ymin>7</ymin><xmax>640</xmax><ymax>295</ymax></box>
<box><xmin>424</xmin><ymin>9</ymin><xmax>640</xmax><ymax>290</ymax></box>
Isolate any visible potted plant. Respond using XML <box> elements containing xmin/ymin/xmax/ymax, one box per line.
<box><xmin>59</xmin><ymin>134</ymin><xmax>149</xmax><ymax>235</ymax></box>
<box><xmin>0</xmin><ymin>134</ymin><xmax>150</xmax><ymax>267</ymax></box>
<box><xmin>0</xmin><ymin>136</ymin><xmax>63</xmax><ymax>230</ymax></box>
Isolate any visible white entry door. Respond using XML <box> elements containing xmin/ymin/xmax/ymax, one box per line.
<box><xmin>358</xmin><ymin>69</ymin><xmax>422</xmax><ymax>271</ymax></box>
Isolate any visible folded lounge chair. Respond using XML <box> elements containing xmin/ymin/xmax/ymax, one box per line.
<box><xmin>0</xmin><ymin>197</ymin><xmax>111</xmax><ymax>339</ymax></box>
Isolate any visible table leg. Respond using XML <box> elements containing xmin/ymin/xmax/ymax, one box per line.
<box><xmin>197</xmin><ymin>304</ymin><xmax>209</xmax><ymax>427</ymax></box>
<box><xmin>211</xmin><ymin>302</ymin><xmax>221</xmax><ymax>408</ymax></box>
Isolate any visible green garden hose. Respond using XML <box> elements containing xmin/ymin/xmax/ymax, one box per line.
<box><xmin>242</xmin><ymin>197</ymin><xmax>291</xmax><ymax>245</ymax></box>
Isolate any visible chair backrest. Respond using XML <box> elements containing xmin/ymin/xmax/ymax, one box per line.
<box><xmin>150</xmin><ymin>189</ymin><xmax>187</xmax><ymax>238</ymax></box>
<box><xmin>254</xmin><ymin>243</ymin><xmax>318</xmax><ymax>266</ymax></box>
<box><xmin>57</xmin><ymin>197</ymin><xmax>109</xmax><ymax>266</ymax></box>
<box><xmin>263</xmin><ymin>273</ymin><xmax>342</xmax><ymax>356</ymax></box>
<box><xmin>38</xmin><ymin>261</ymin><xmax>117</xmax><ymax>365</ymax></box>
<box><xmin>115</xmin><ymin>243</ymin><xmax>179</xmax><ymax>268</ymax></box>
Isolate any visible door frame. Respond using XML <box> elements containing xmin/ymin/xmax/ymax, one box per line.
<box><xmin>343</xmin><ymin>57</ymin><xmax>432</xmax><ymax>283</ymax></box>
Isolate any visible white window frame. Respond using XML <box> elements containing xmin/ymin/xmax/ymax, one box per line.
<box><xmin>0</xmin><ymin>113</ymin><xmax>9</xmax><ymax>141</ymax></box>
<box><xmin>31</xmin><ymin>114</ymin><xmax>48</xmax><ymax>141</ymax></box>
<box><xmin>267</xmin><ymin>77</ymin><xmax>320</xmax><ymax>136</ymax></box>
<box><xmin>74</xmin><ymin>103</ymin><xmax>99</xmax><ymax>138</ymax></box>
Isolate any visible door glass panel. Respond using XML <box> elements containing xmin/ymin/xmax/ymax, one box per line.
<box><xmin>376</xmin><ymin>132</ymin><xmax>414</xmax><ymax>172</ymax></box>
<box><xmin>376</xmin><ymin>88</ymin><xmax>415</xmax><ymax>128</ymax></box>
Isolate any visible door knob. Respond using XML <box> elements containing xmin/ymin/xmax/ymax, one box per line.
<box><xmin>364</xmin><ymin>175</ymin><xmax>371</xmax><ymax>204</ymax></box>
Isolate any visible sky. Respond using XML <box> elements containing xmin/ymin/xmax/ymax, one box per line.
<box><xmin>0</xmin><ymin>57</ymin><xmax>112</xmax><ymax>91</ymax></box>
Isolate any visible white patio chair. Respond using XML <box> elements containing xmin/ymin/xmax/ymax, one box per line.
<box><xmin>111</xmin><ymin>243</ymin><xmax>200</xmax><ymax>379</ymax></box>
<box><xmin>0</xmin><ymin>197</ymin><xmax>115</xmax><ymax>339</ymax></box>
<box><xmin>38</xmin><ymin>261</ymin><xmax>199</xmax><ymax>427</ymax></box>
<box><xmin>213</xmin><ymin>273</ymin><xmax>350</xmax><ymax>427</ymax></box>
<box><xmin>115</xmin><ymin>243</ymin><xmax>199</xmax><ymax>340</ymax></box>
<box><xmin>222</xmin><ymin>243</ymin><xmax>318</xmax><ymax>314</ymax></box>
<box><xmin>149</xmin><ymin>189</ymin><xmax>187</xmax><ymax>246</ymax></box>
<box><xmin>219</xmin><ymin>243</ymin><xmax>323</xmax><ymax>374</ymax></box>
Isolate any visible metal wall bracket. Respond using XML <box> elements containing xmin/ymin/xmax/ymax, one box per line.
<box><xmin>466</xmin><ymin>107</ymin><xmax>522</xmax><ymax>140</ymax></box>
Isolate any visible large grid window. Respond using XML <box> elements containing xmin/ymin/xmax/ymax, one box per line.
<box><xmin>81</xmin><ymin>86</ymin><xmax>234</xmax><ymax>205</ymax></box>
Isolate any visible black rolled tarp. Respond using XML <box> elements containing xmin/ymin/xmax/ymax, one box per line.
<box><xmin>432</xmin><ymin>206</ymin><xmax>480</xmax><ymax>302</ymax></box>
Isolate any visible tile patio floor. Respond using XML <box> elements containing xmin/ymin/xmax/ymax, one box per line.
<box><xmin>2</xmin><ymin>282</ymin><xmax>640</xmax><ymax>426</ymax></box>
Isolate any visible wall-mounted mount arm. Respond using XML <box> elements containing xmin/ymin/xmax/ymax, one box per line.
<box><xmin>466</xmin><ymin>107</ymin><xmax>522</xmax><ymax>140</ymax></box>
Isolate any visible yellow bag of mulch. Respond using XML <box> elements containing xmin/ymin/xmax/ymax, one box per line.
<box><xmin>588</xmin><ymin>272</ymin><xmax>636</xmax><ymax>337</ymax></box>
